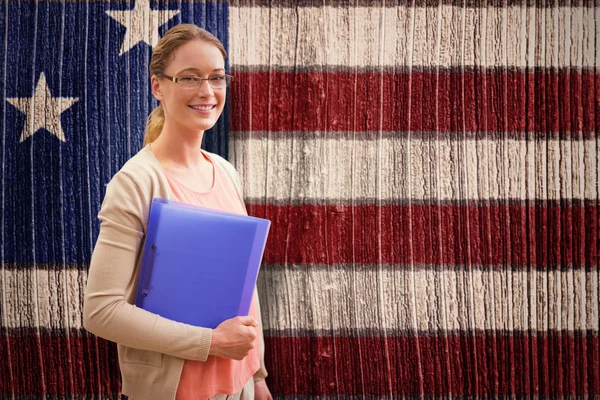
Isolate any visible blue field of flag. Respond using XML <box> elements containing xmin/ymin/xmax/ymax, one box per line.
<box><xmin>0</xmin><ymin>1</ymin><xmax>229</xmax><ymax>266</ymax></box>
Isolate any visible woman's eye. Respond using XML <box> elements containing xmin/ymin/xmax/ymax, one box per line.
<box><xmin>179</xmin><ymin>76</ymin><xmax>199</xmax><ymax>82</ymax></box>
<box><xmin>209</xmin><ymin>76</ymin><xmax>225</xmax><ymax>81</ymax></box>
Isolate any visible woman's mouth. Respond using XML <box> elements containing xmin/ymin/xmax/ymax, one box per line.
<box><xmin>189</xmin><ymin>104</ymin><xmax>216</xmax><ymax>113</ymax></box>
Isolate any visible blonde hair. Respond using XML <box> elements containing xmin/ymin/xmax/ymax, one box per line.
<box><xmin>143</xmin><ymin>24</ymin><xmax>227</xmax><ymax>146</ymax></box>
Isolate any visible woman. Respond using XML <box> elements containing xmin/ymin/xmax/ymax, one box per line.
<box><xmin>83</xmin><ymin>24</ymin><xmax>272</xmax><ymax>400</ymax></box>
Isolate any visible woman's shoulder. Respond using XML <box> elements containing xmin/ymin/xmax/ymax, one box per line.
<box><xmin>118</xmin><ymin>145</ymin><xmax>162</xmax><ymax>177</ymax></box>
<box><xmin>107</xmin><ymin>145</ymin><xmax>169</xmax><ymax>198</ymax></box>
<box><xmin>100</xmin><ymin>146</ymin><xmax>170</xmax><ymax>227</ymax></box>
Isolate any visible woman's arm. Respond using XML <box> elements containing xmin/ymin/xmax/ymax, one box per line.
<box><xmin>83</xmin><ymin>171</ymin><xmax>212</xmax><ymax>361</ymax></box>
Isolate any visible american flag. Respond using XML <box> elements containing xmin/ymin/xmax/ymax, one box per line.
<box><xmin>1</xmin><ymin>0</ymin><xmax>599</xmax><ymax>398</ymax></box>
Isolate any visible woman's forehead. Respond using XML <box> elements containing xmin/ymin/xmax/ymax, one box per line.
<box><xmin>167</xmin><ymin>40</ymin><xmax>225</xmax><ymax>73</ymax></box>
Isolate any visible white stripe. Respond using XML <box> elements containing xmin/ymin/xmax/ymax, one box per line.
<box><xmin>230</xmin><ymin>136</ymin><xmax>598</xmax><ymax>202</ymax></box>
<box><xmin>5</xmin><ymin>266</ymin><xmax>597</xmax><ymax>333</ymax></box>
<box><xmin>229</xmin><ymin>6</ymin><xmax>600</xmax><ymax>69</ymax></box>
<box><xmin>257</xmin><ymin>266</ymin><xmax>600</xmax><ymax>332</ymax></box>
<box><xmin>2</xmin><ymin>267</ymin><xmax>86</xmax><ymax>329</ymax></box>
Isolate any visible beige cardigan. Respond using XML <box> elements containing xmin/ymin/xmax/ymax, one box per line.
<box><xmin>83</xmin><ymin>145</ymin><xmax>267</xmax><ymax>400</ymax></box>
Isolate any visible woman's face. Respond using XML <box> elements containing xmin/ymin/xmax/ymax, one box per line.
<box><xmin>152</xmin><ymin>40</ymin><xmax>226</xmax><ymax>135</ymax></box>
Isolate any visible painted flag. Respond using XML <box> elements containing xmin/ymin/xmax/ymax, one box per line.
<box><xmin>1</xmin><ymin>0</ymin><xmax>600</xmax><ymax>398</ymax></box>
<box><xmin>228</xmin><ymin>1</ymin><xmax>600</xmax><ymax>397</ymax></box>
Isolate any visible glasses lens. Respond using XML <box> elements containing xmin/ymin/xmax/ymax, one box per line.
<box><xmin>209</xmin><ymin>75</ymin><xmax>230</xmax><ymax>89</ymax></box>
<box><xmin>178</xmin><ymin>77</ymin><xmax>200</xmax><ymax>90</ymax></box>
<box><xmin>175</xmin><ymin>75</ymin><xmax>232</xmax><ymax>90</ymax></box>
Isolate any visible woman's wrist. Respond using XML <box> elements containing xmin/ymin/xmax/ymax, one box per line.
<box><xmin>208</xmin><ymin>328</ymin><xmax>221</xmax><ymax>356</ymax></box>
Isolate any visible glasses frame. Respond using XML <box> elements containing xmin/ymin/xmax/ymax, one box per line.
<box><xmin>157</xmin><ymin>73</ymin><xmax>234</xmax><ymax>90</ymax></box>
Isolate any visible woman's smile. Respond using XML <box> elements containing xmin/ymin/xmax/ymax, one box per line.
<box><xmin>189</xmin><ymin>104</ymin><xmax>217</xmax><ymax>114</ymax></box>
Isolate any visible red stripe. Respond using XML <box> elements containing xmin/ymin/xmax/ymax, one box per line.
<box><xmin>247</xmin><ymin>202</ymin><xmax>599</xmax><ymax>267</ymax></box>
<box><xmin>230</xmin><ymin>70</ymin><xmax>599</xmax><ymax>136</ymax></box>
<box><xmin>2</xmin><ymin>329</ymin><xmax>598</xmax><ymax>396</ymax></box>
<box><xmin>0</xmin><ymin>329</ymin><xmax>120</xmax><ymax>395</ymax></box>
<box><xmin>264</xmin><ymin>332</ymin><xmax>600</xmax><ymax>396</ymax></box>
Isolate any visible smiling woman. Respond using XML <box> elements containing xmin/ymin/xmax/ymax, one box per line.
<box><xmin>82</xmin><ymin>24</ymin><xmax>271</xmax><ymax>400</ymax></box>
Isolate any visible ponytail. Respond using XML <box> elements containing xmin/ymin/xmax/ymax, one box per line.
<box><xmin>143</xmin><ymin>103</ymin><xmax>165</xmax><ymax>146</ymax></box>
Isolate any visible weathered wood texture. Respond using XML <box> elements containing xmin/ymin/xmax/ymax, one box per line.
<box><xmin>229</xmin><ymin>2</ymin><xmax>600</xmax><ymax>398</ymax></box>
<box><xmin>1</xmin><ymin>0</ymin><xmax>599</xmax><ymax>398</ymax></box>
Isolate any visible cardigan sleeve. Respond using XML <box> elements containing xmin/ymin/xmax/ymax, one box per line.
<box><xmin>83</xmin><ymin>170</ymin><xmax>213</xmax><ymax>361</ymax></box>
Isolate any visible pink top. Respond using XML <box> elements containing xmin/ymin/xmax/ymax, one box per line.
<box><xmin>165</xmin><ymin>151</ymin><xmax>260</xmax><ymax>399</ymax></box>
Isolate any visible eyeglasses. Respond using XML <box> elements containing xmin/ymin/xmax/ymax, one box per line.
<box><xmin>157</xmin><ymin>74</ymin><xmax>233</xmax><ymax>90</ymax></box>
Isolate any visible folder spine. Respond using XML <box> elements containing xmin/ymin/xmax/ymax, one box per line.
<box><xmin>237</xmin><ymin>221</ymin><xmax>271</xmax><ymax>316</ymax></box>
<box><xmin>134</xmin><ymin>201</ymin><xmax>162</xmax><ymax>308</ymax></box>
<box><xmin>141</xmin><ymin>245</ymin><xmax>157</xmax><ymax>297</ymax></box>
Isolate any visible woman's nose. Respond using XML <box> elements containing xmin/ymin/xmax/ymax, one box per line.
<box><xmin>197</xmin><ymin>79</ymin><xmax>214</xmax><ymax>96</ymax></box>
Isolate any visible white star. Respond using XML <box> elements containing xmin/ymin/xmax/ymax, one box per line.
<box><xmin>106</xmin><ymin>1</ymin><xmax>180</xmax><ymax>56</ymax></box>
<box><xmin>6</xmin><ymin>73</ymin><xmax>79</xmax><ymax>142</ymax></box>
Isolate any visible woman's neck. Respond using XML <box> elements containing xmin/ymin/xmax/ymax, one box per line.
<box><xmin>149</xmin><ymin>126</ymin><xmax>206</xmax><ymax>170</ymax></box>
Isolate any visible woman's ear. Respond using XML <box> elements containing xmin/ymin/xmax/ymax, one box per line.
<box><xmin>151</xmin><ymin>75</ymin><xmax>163</xmax><ymax>101</ymax></box>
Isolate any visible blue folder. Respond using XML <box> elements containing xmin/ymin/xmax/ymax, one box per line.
<box><xmin>134</xmin><ymin>198</ymin><xmax>271</xmax><ymax>329</ymax></box>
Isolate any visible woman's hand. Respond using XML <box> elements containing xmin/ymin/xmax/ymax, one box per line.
<box><xmin>209</xmin><ymin>316</ymin><xmax>258</xmax><ymax>360</ymax></box>
<box><xmin>254</xmin><ymin>379</ymin><xmax>272</xmax><ymax>400</ymax></box>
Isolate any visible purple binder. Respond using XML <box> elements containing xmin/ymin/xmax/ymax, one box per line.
<box><xmin>134</xmin><ymin>198</ymin><xmax>270</xmax><ymax>329</ymax></box>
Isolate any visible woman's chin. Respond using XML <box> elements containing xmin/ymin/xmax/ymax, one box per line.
<box><xmin>182</xmin><ymin>120</ymin><xmax>217</xmax><ymax>133</ymax></box>
<box><xmin>194</xmin><ymin>117</ymin><xmax>219</xmax><ymax>131</ymax></box>
<box><xmin>198</xmin><ymin>123</ymin><xmax>217</xmax><ymax>132</ymax></box>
